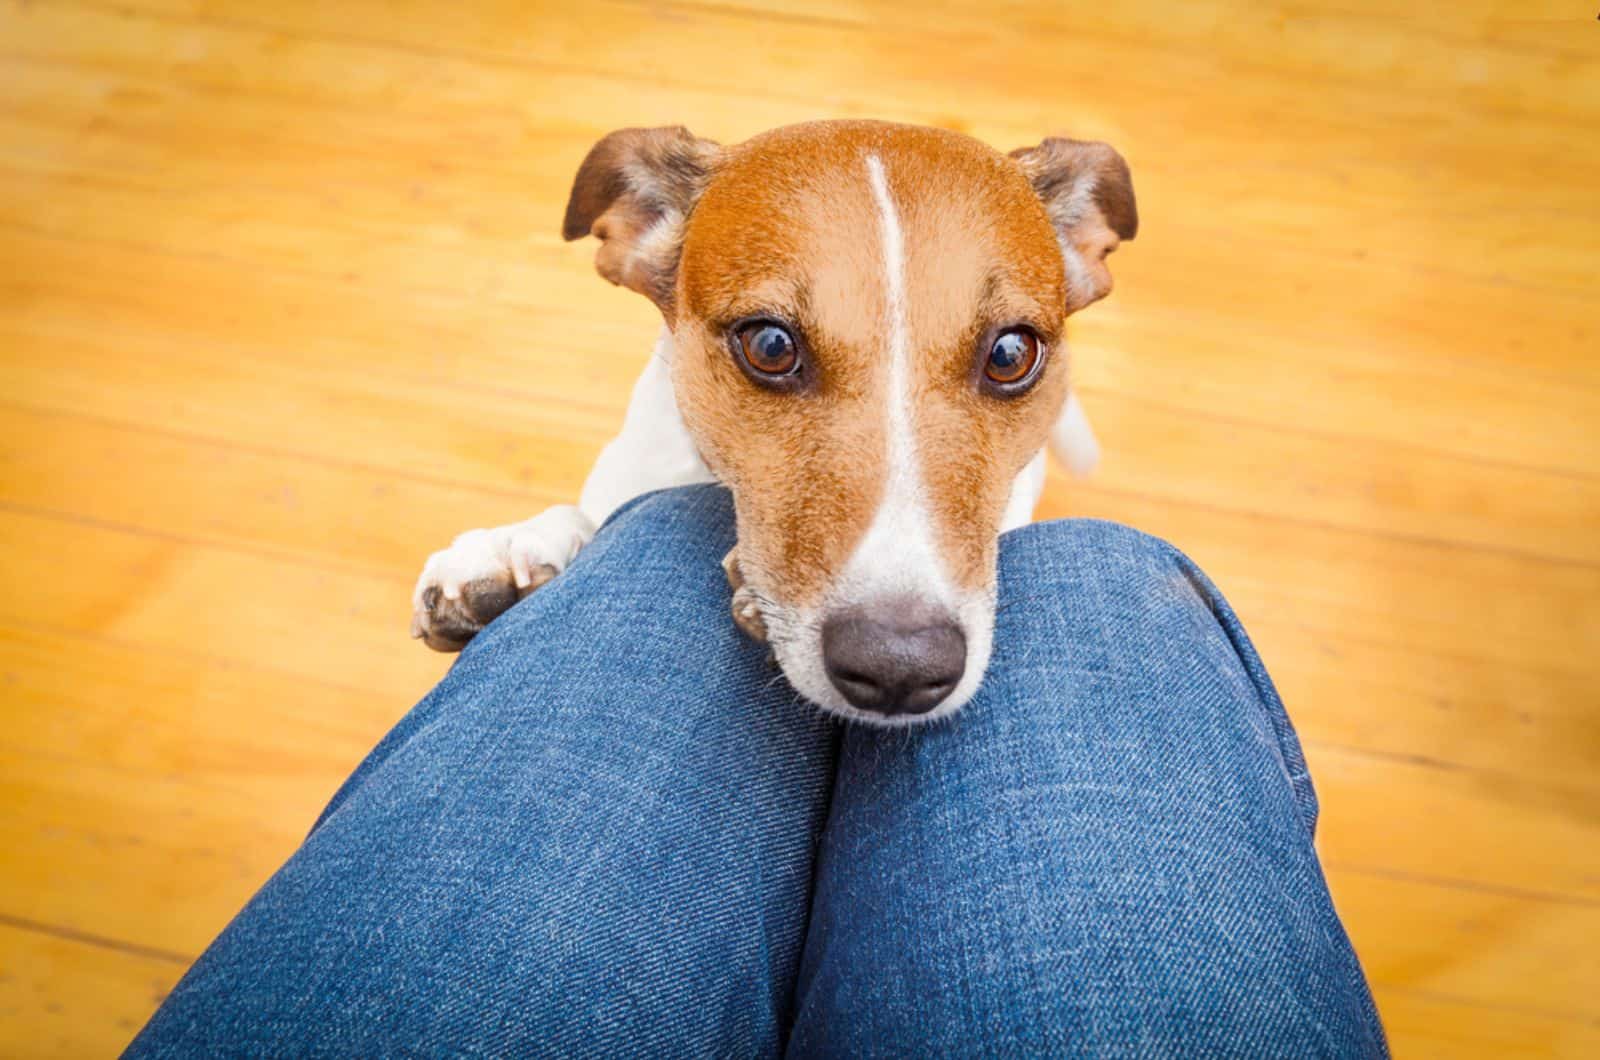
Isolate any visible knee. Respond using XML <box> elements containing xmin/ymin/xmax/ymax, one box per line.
<box><xmin>985</xmin><ymin>516</ymin><xmax>1276</xmax><ymax>770</ymax></box>
<box><xmin>997</xmin><ymin>518</ymin><xmax>1222</xmax><ymax>634</ymax></box>
<box><xmin>1002</xmin><ymin>517</ymin><xmax>1190</xmax><ymax>580</ymax></box>
<box><xmin>991</xmin><ymin>515</ymin><xmax>1315</xmax><ymax>830</ymax></box>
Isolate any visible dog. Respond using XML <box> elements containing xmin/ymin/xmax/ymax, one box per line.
<box><xmin>410</xmin><ymin>120</ymin><xmax>1136</xmax><ymax>726</ymax></box>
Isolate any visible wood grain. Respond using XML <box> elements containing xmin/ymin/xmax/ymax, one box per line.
<box><xmin>0</xmin><ymin>923</ymin><xmax>187</xmax><ymax>1059</ymax></box>
<box><xmin>1</xmin><ymin>0</ymin><xmax>1596</xmax><ymax>1054</ymax></box>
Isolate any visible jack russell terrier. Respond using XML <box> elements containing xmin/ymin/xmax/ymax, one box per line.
<box><xmin>411</xmin><ymin>120</ymin><xmax>1137</xmax><ymax>726</ymax></box>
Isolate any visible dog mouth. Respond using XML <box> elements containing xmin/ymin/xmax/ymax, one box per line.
<box><xmin>753</xmin><ymin>590</ymin><xmax>996</xmax><ymax>727</ymax></box>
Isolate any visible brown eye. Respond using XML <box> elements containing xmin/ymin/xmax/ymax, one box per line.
<box><xmin>736</xmin><ymin>322</ymin><xmax>799</xmax><ymax>376</ymax></box>
<box><xmin>984</xmin><ymin>328</ymin><xmax>1042</xmax><ymax>387</ymax></box>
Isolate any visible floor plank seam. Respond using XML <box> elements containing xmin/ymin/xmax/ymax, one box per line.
<box><xmin>0</xmin><ymin>618</ymin><xmax>436</xmax><ymax>707</ymax></box>
<box><xmin>1324</xmin><ymin>861</ymin><xmax>1600</xmax><ymax>910</ymax></box>
<box><xmin>0</xmin><ymin>911</ymin><xmax>195</xmax><ymax>966</ymax></box>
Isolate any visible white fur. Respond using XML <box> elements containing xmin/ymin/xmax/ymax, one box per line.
<box><xmin>578</xmin><ymin>328</ymin><xmax>715</xmax><ymax>526</ymax></box>
<box><xmin>1060</xmin><ymin>244</ymin><xmax>1095</xmax><ymax>305</ymax></box>
<box><xmin>1046</xmin><ymin>170</ymin><xmax>1101</xmax><ymax>306</ymax></box>
<box><xmin>1002</xmin><ymin>450</ymin><xmax>1049</xmax><ymax>532</ymax></box>
<box><xmin>411</xmin><ymin>504</ymin><xmax>593</xmax><ymax>610</ymax></box>
<box><xmin>1051</xmin><ymin>389</ymin><xmax>1101</xmax><ymax>476</ymax></box>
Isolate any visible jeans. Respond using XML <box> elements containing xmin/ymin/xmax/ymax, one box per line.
<box><xmin>127</xmin><ymin>485</ymin><xmax>1386</xmax><ymax>1058</ymax></box>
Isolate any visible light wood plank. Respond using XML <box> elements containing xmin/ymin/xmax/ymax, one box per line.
<box><xmin>0</xmin><ymin>403</ymin><xmax>565</xmax><ymax>579</ymax></box>
<box><xmin>1373</xmin><ymin>988</ymin><xmax>1600</xmax><ymax>1060</ymax></box>
<box><xmin>0</xmin><ymin>922</ymin><xmax>183</xmax><ymax>1058</ymax></box>
<box><xmin>4</xmin><ymin>176</ymin><xmax>1594</xmax><ymax>479</ymax></box>
<box><xmin>1309</xmin><ymin>744</ymin><xmax>1599</xmax><ymax>902</ymax></box>
<box><xmin>0</xmin><ymin>623</ymin><xmax>398</xmax><ymax>953</ymax></box>
<box><xmin>0</xmin><ymin>508</ymin><xmax>444</xmax><ymax>703</ymax></box>
<box><xmin>1042</xmin><ymin>482</ymin><xmax>1599</xmax><ymax>679</ymax></box>
<box><xmin>1336</xmin><ymin>871</ymin><xmax>1600</xmax><ymax>1021</ymax></box>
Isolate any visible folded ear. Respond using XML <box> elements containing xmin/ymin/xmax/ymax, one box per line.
<box><xmin>1009</xmin><ymin>138</ymin><xmax>1138</xmax><ymax>312</ymax></box>
<box><xmin>562</xmin><ymin>126</ymin><xmax>721</xmax><ymax>320</ymax></box>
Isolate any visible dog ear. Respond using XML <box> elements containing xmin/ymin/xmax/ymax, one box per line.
<box><xmin>562</xmin><ymin>126</ymin><xmax>721</xmax><ymax>320</ymax></box>
<box><xmin>1009</xmin><ymin>138</ymin><xmax>1138</xmax><ymax>312</ymax></box>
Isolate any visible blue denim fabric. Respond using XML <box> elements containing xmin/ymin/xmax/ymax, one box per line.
<box><xmin>788</xmin><ymin>520</ymin><xmax>1384</xmax><ymax>1058</ymax></box>
<box><xmin>127</xmin><ymin>485</ymin><xmax>1385</xmax><ymax>1058</ymax></box>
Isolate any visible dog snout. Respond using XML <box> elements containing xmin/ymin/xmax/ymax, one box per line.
<box><xmin>821</xmin><ymin>601</ymin><xmax>967</xmax><ymax>717</ymax></box>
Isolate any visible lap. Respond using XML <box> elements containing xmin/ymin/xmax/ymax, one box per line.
<box><xmin>130</xmin><ymin>487</ymin><xmax>1383</xmax><ymax>1058</ymax></box>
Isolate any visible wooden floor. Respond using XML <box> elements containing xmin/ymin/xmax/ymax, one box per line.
<box><xmin>1</xmin><ymin>0</ymin><xmax>1596</xmax><ymax>1054</ymax></box>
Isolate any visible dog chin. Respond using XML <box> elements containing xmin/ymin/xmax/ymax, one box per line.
<box><xmin>763</xmin><ymin>596</ymin><xmax>996</xmax><ymax>728</ymax></box>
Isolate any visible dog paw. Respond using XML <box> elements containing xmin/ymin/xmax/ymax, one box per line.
<box><xmin>411</xmin><ymin>505</ymin><xmax>594</xmax><ymax>652</ymax></box>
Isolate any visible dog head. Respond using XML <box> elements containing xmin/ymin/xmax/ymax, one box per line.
<box><xmin>564</xmin><ymin>120</ymin><xmax>1136</xmax><ymax>724</ymax></box>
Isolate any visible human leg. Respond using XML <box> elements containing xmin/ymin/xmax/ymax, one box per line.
<box><xmin>789</xmin><ymin>519</ymin><xmax>1385</xmax><ymax>1058</ymax></box>
<box><xmin>128</xmin><ymin>486</ymin><xmax>837</xmax><ymax>1058</ymax></box>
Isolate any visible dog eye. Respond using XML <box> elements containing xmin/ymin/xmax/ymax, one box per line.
<box><xmin>736</xmin><ymin>322</ymin><xmax>799</xmax><ymax>376</ymax></box>
<box><xmin>984</xmin><ymin>328</ymin><xmax>1042</xmax><ymax>388</ymax></box>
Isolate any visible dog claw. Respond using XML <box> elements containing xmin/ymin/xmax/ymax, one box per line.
<box><xmin>723</xmin><ymin>549</ymin><xmax>769</xmax><ymax>642</ymax></box>
<box><xmin>730</xmin><ymin>586</ymin><xmax>769</xmax><ymax>642</ymax></box>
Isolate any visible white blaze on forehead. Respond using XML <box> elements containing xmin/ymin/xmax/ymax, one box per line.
<box><xmin>760</xmin><ymin>152</ymin><xmax>998</xmax><ymax>723</ymax></box>
<box><xmin>835</xmin><ymin>155</ymin><xmax>957</xmax><ymax>611</ymax></box>
<box><xmin>865</xmin><ymin>154</ymin><xmax>915</xmax><ymax>514</ymax></box>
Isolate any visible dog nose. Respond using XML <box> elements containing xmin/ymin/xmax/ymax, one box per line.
<box><xmin>821</xmin><ymin>603</ymin><xmax>967</xmax><ymax>716</ymax></box>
